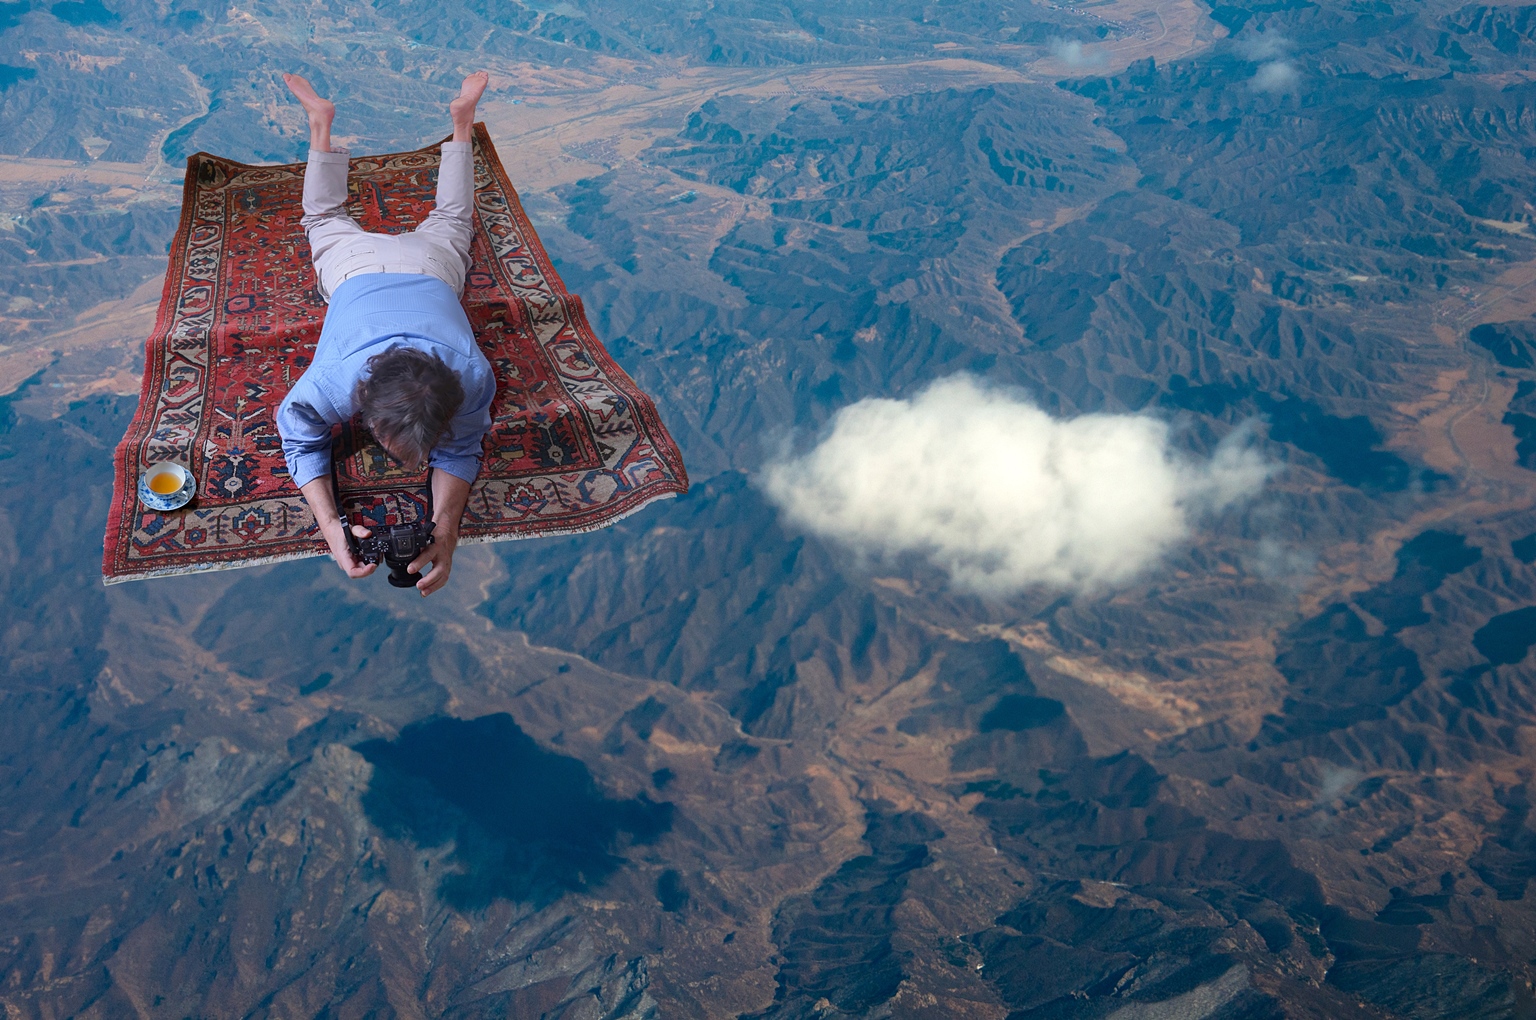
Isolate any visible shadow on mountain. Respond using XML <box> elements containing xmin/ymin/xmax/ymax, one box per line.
<box><xmin>1470</xmin><ymin>320</ymin><xmax>1536</xmax><ymax>369</ymax></box>
<box><xmin>973</xmin><ymin>883</ymin><xmax>1262</xmax><ymax>1015</ymax></box>
<box><xmin>1264</xmin><ymin>600</ymin><xmax>1424</xmax><ymax>743</ymax></box>
<box><xmin>356</xmin><ymin>713</ymin><xmax>673</xmax><ymax>909</ymax></box>
<box><xmin>1258</xmin><ymin>394</ymin><xmax>1434</xmax><ymax>492</ymax></box>
<box><xmin>897</xmin><ymin>638</ymin><xmax>1033</xmax><ymax>736</ymax></box>
<box><xmin>746</xmin><ymin>810</ymin><xmax>942</xmax><ymax>1018</ymax></box>
<box><xmin>1470</xmin><ymin>784</ymin><xmax>1536</xmax><ymax>901</ymax></box>
<box><xmin>1265</xmin><ymin>529</ymin><xmax>1481</xmax><ymax>743</ymax></box>
<box><xmin>973</xmin><ymin>746</ymin><xmax>1519</xmax><ymax>1018</ymax></box>
<box><xmin>1162</xmin><ymin>379</ymin><xmax>1444</xmax><ymax>493</ymax></box>
<box><xmin>1328</xmin><ymin>954</ymin><xmax>1515</xmax><ymax>1020</ymax></box>
<box><xmin>1354</xmin><ymin>529</ymin><xmax>1481</xmax><ymax>632</ymax></box>
<box><xmin>979</xmin><ymin>694</ymin><xmax>1064</xmax><ymax>732</ymax></box>
<box><xmin>1502</xmin><ymin>380</ymin><xmax>1536</xmax><ymax>471</ymax></box>
<box><xmin>1473</xmin><ymin>606</ymin><xmax>1536</xmax><ymax>666</ymax></box>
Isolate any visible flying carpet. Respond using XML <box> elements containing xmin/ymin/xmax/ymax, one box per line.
<box><xmin>102</xmin><ymin>125</ymin><xmax>688</xmax><ymax>584</ymax></box>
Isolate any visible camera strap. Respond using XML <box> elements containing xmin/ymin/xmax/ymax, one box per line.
<box><xmin>329</xmin><ymin>454</ymin><xmax>361</xmax><ymax>558</ymax></box>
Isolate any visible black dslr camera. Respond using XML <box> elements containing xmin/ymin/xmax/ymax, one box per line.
<box><xmin>332</xmin><ymin>459</ymin><xmax>437</xmax><ymax>589</ymax></box>
<box><xmin>354</xmin><ymin>518</ymin><xmax>436</xmax><ymax>588</ymax></box>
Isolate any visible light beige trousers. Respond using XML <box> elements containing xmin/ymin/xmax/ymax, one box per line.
<box><xmin>301</xmin><ymin>141</ymin><xmax>475</xmax><ymax>301</ymax></box>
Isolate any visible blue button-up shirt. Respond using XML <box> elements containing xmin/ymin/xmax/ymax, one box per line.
<box><xmin>276</xmin><ymin>273</ymin><xmax>495</xmax><ymax>490</ymax></box>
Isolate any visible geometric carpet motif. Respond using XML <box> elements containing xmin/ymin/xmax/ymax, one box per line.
<box><xmin>104</xmin><ymin>124</ymin><xmax>688</xmax><ymax>584</ymax></box>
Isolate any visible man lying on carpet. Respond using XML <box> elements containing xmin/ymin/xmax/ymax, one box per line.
<box><xmin>275</xmin><ymin>71</ymin><xmax>494</xmax><ymax>597</ymax></box>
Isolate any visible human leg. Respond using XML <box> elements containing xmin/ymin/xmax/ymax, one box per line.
<box><xmin>286</xmin><ymin>73</ymin><xmax>377</xmax><ymax>300</ymax></box>
<box><xmin>300</xmin><ymin>149</ymin><xmax>353</xmax><ymax>226</ymax></box>
<box><xmin>448</xmin><ymin>70</ymin><xmax>488</xmax><ymax>144</ymax></box>
<box><xmin>286</xmin><ymin>73</ymin><xmax>353</xmax><ymax>226</ymax></box>
<box><xmin>284</xmin><ymin>73</ymin><xmax>335</xmax><ymax>154</ymax></box>
<box><xmin>408</xmin><ymin>72</ymin><xmax>490</xmax><ymax>292</ymax></box>
<box><xmin>300</xmin><ymin>148</ymin><xmax>374</xmax><ymax>301</ymax></box>
<box><xmin>409</xmin><ymin>142</ymin><xmax>474</xmax><ymax>276</ymax></box>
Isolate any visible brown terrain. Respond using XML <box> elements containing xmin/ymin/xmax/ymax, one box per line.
<box><xmin>3</xmin><ymin>0</ymin><xmax>1536</xmax><ymax>1016</ymax></box>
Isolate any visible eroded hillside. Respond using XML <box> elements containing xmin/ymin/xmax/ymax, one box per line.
<box><xmin>3</xmin><ymin>0</ymin><xmax>1536</xmax><ymax>1017</ymax></box>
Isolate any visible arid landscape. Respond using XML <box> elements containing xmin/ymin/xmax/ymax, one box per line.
<box><xmin>4</xmin><ymin>0</ymin><xmax>1536</xmax><ymax>1016</ymax></box>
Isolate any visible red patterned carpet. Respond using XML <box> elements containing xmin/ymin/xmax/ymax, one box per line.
<box><xmin>103</xmin><ymin>125</ymin><xmax>687</xmax><ymax>584</ymax></box>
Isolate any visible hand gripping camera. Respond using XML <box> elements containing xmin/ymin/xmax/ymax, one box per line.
<box><xmin>332</xmin><ymin>460</ymin><xmax>437</xmax><ymax>589</ymax></box>
<box><xmin>353</xmin><ymin>517</ymin><xmax>436</xmax><ymax>588</ymax></box>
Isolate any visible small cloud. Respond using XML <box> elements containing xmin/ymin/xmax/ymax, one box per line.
<box><xmin>760</xmin><ymin>376</ymin><xmax>1269</xmax><ymax>595</ymax></box>
<box><xmin>1250</xmin><ymin>60</ymin><xmax>1299</xmax><ymax>93</ymax></box>
<box><xmin>1250</xmin><ymin>537</ymin><xmax>1315</xmax><ymax>580</ymax></box>
<box><xmin>1050</xmin><ymin>38</ymin><xmax>1107</xmax><ymax>68</ymax></box>
<box><xmin>1314</xmin><ymin>766</ymin><xmax>1364</xmax><ymax>806</ymax></box>
<box><xmin>1234</xmin><ymin>32</ymin><xmax>1290</xmax><ymax>61</ymax></box>
<box><xmin>1235</xmin><ymin>33</ymin><xmax>1299</xmax><ymax>93</ymax></box>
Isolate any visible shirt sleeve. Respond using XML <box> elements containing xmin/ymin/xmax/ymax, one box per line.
<box><xmin>276</xmin><ymin>388</ymin><xmax>336</xmax><ymax>491</ymax></box>
<box><xmin>428</xmin><ymin>373</ymin><xmax>493</xmax><ymax>484</ymax></box>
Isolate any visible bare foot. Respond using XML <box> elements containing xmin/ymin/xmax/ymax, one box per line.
<box><xmin>449</xmin><ymin>71</ymin><xmax>490</xmax><ymax>140</ymax></box>
<box><xmin>283</xmin><ymin>73</ymin><xmax>335</xmax><ymax>151</ymax></box>
<box><xmin>283</xmin><ymin>73</ymin><xmax>334</xmax><ymax>123</ymax></box>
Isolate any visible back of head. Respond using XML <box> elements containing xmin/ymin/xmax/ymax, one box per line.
<box><xmin>354</xmin><ymin>345</ymin><xmax>465</xmax><ymax>467</ymax></box>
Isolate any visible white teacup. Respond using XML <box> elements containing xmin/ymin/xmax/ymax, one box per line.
<box><xmin>138</xmin><ymin>462</ymin><xmax>194</xmax><ymax>510</ymax></box>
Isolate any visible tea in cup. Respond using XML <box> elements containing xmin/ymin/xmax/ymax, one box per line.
<box><xmin>138</xmin><ymin>462</ymin><xmax>193</xmax><ymax>510</ymax></box>
<box><xmin>148</xmin><ymin>469</ymin><xmax>183</xmax><ymax>494</ymax></box>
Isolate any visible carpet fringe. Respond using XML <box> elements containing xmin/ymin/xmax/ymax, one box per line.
<box><xmin>102</xmin><ymin>491</ymin><xmax>679</xmax><ymax>586</ymax></box>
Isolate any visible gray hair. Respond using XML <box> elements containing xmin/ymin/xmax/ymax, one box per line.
<box><xmin>353</xmin><ymin>345</ymin><xmax>465</xmax><ymax>467</ymax></box>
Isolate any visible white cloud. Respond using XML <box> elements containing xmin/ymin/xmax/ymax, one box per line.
<box><xmin>761</xmin><ymin>376</ymin><xmax>1268</xmax><ymax>595</ymax></box>
<box><xmin>1251</xmin><ymin>536</ymin><xmax>1314</xmax><ymax>580</ymax></box>
<box><xmin>1050</xmin><ymin>38</ymin><xmax>1107</xmax><ymax>68</ymax></box>
<box><xmin>1250</xmin><ymin>60</ymin><xmax>1299</xmax><ymax>93</ymax></box>
<box><xmin>1314</xmin><ymin>765</ymin><xmax>1363</xmax><ymax>805</ymax></box>
<box><xmin>1234</xmin><ymin>32</ymin><xmax>1290</xmax><ymax>61</ymax></box>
